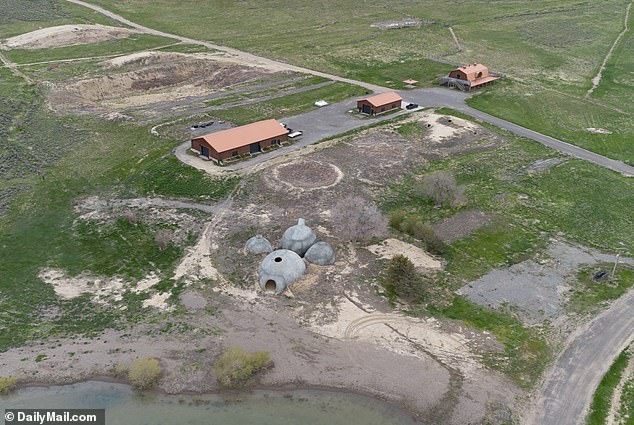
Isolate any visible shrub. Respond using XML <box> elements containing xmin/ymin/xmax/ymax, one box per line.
<box><xmin>122</xmin><ymin>209</ymin><xmax>137</xmax><ymax>225</ymax></box>
<box><xmin>413</xmin><ymin>171</ymin><xmax>466</xmax><ymax>208</ymax></box>
<box><xmin>381</xmin><ymin>255</ymin><xmax>428</xmax><ymax>302</ymax></box>
<box><xmin>389</xmin><ymin>210</ymin><xmax>407</xmax><ymax>229</ymax></box>
<box><xmin>331</xmin><ymin>196</ymin><xmax>388</xmax><ymax>242</ymax></box>
<box><xmin>213</xmin><ymin>347</ymin><xmax>272</xmax><ymax>388</ymax></box>
<box><xmin>111</xmin><ymin>363</ymin><xmax>128</xmax><ymax>379</ymax></box>
<box><xmin>0</xmin><ymin>377</ymin><xmax>17</xmax><ymax>394</ymax></box>
<box><xmin>154</xmin><ymin>229</ymin><xmax>173</xmax><ymax>251</ymax></box>
<box><xmin>399</xmin><ymin>217</ymin><xmax>448</xmax><ymax>256</ymax></box>
<box><xmin>128</xmin><ymin>357</ymin><xmax>161</xmax><ymax>389</ymax></box>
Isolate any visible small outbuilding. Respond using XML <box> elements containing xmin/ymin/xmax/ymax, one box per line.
<box><xmin>245</xmin><ymin>235</ymin><xmax>273</xmax><ymax>255</ymax></box>
<box><xmin>357</xmin><ymin>92</ymin><xmax>402</xmax><ymax>115</ymax></box>
<box><xmin>259</xmin><ymin>249</ymin><xmax>306</xmax><ymax>294</ymax></box>
<box><xmin>191</xmin><ymin>119</ymin><xmax>288</xmax><ymax>163</ymax></box>
<box><xmin>281</xmin><ymin>218</ymin><xmax>317</xmax><ymax>257</ymax></box>
<box><xmin>305</xmin><ymin>242</ymin><xmax>336</xmax><ymax>266</ymax></box>
<box><xmin>442</xmin><ymin>63</ymin><xmax>499</xmax><ymax>91</ymax></box>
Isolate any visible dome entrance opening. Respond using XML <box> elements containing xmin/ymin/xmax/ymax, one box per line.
<box><xmin>265</xmin><ymin>280</ymin><xmax>277</xmax><ymax>292</ymax></box>
<box><xmin>274</xmin><ymin>257</ymin><xmax>283</xmax><ymax>263</ymax></box>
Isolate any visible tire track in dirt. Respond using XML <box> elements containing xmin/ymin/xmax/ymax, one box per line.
<box><xmin>0</xmin><ymin>51</ymin><xmax>33</xmax><ymax>83</ymax></box>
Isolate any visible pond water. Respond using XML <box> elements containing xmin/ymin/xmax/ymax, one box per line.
<box><xmin>2</xmin><ymin>381</ymin><xmax>423</xmax><ymax>425</ymax></box>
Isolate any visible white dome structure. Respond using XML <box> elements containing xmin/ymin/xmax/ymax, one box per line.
<box><xmin>245</xmin><ymin>235</ymin><xmax>273</xmax><ymax>255</ymax></box>
<box><xmin>259</xmin><ymin>249</ymin><xmax>306</xmax><ymax>294</ymax></box>
<box><xmin>281</xmin><ymin>218</ymin><xmax>317</xmax><ymax>257</ymax></box>
<box><xmin>305</xmin><ymin>241</ymin><xmax>336</xmax><ymax>266</ymax></box>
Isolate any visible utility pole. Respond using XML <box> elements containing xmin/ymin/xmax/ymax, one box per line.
<box><xmin>611</xmin><ymin>247</ymin><xmax>627</xmax><ymax>281</ymax></box>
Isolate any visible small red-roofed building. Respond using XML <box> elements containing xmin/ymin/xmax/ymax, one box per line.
<box><xmin>357</xmin><ymin>92</ymin><xmax>403</xmax><ymax>115</ymax></box>
<box><xmin>191</xmin><ymin>119</ymin><xmax>288</xmax><ymax>163</ymax></box>
<box><xmin>443</xmin><ymin>63</ymin><xmax>499</xmax><ymax>91</ymax></box>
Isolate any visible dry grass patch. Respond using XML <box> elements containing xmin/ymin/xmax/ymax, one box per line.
<box><xmin>128</xmin><ymin>357</ymin><xmax>161</xmax><ymax>389</ymax></box>
<box><xmin>213</xmin><ymin>347</ymin><xmax>272</xmax><ymax>388</ymax></box>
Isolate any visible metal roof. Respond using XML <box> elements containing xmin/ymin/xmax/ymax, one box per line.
<box><xmin>359</xmin><ymin>91</ymin><xmax>402</xmax><ymax>108</ymax></box>
<box><xmin>198</xmin><ymin>119</ymin><xmax>288</xmax><ymax>153</ymax></box>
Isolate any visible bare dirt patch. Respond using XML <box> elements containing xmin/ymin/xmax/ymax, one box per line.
<box><xmin>525</xmin><ymin>157</ymin><xmax>568</xmax><ymax>174</ymax></box>
<box><xmin>1</xmin><ymin>25</ymin><xmax>137</xmax><ymax>50</ymax></box>
<box><xmin>371</xmin><ymin>18</ymin><xmax>422</xmax><ymax>30</ymax></box>
<box><xmin>398</xmin><ymin>113</ymin><xmax>504</xmax><ymax>161</ymax></box>
<box><xmin>432</xmin><ymin>210</ymin><xmax>493</xmax><ymax>243</ymax></box>
<box><xmin>38</xmin><ymin>268</ymin><xmax>169</xmax><ymax>308</ymax></box>
<box><xmin>459</xmin><ymin>239</ymin><xmax>632</xmax><ymax>324</ymax></box>
<box><xmin>586</xmin><ymin>127</ymin><xmax>613</xmax><ymax>135</ymax></box>
<box><xmin>270</xmin><ymin>160</ymin><xmax>343</xmax><ymax>192</ymax></box>
<box><xmin>366</xmin><ymin>238</ymin><xmax>442</xmax><ymax>270</ymax></box>
<box><xmin>47</xmin><ymin>52</ymin><xmax>284</xmax><ymax>118</ymax></box>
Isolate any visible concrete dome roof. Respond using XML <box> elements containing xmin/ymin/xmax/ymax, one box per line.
<box><xmin>259</xmin><ymin>249</ymin><xmax>306</xmax><ymax>294</ymax></box>
<box><xmin>245</xmin><ymin>234</ymin><xmax>273</xmax><ymax>255</ymax></box>
<box><xmin>305</xmin><ymin>241</ymin><xmax>336</xmax><ymax>266</ymax></box>
<box><xmin>281</xmin><ymin>218</ymin><xmax>317</xmax><ymax>257</ymax></box>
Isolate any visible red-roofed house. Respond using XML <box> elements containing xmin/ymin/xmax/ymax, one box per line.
<box><xmin>445</xmin><ymin>63</ymin><xmax>499</xmax><ymax>91</ymax></box>
<box><xmin>191</xmin><ymin>119</ymin><xmax>288</xmax><ymax>163</ymax></box>
<box><xmin>357</xmin><ymin>92</ymin><xmax>402</xmax><ymax>115</ymax></box>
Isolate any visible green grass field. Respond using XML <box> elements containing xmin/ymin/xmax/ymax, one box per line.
<box><xmin>381</xmin><ymin>109</ymin><xmax>634</xmax><ymax>386</ymax></box>
<box><xmin>212</xmin><ymin>82</ymin><xmax>369</xmax><ymax>125</ymax></box>
<box><xmin>4</xmin><ymin>34</ymin><xmax>175</xmax><ymax>64</ymax></box>
<box><xmin>84</xmin><ymin>0</ymin><xmax>633</xmax><ymax>163</ymax></box>
<box><xmin>0</xmin><ymin>71</ymin><xmax>236</xmax><ymax>351</ymax></box>
<box><xmin>0</xmin><ymin>0</ymin><xmax>127</xmax><ymax>39</ymax></box>
<box><xmin>586</xmin><ymin>348</ymin><xmax>631</xmax><ymax>425</ymax></box>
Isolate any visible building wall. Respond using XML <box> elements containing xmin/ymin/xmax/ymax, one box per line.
<box><xmin>449</xmin><ymin>70</ymin><xmax>468</xmax><ymax>80</ymax></box>
<box><xmin>191</xmin><ymin>134</ymin><xmax>288</xmax><ymax>162</ymax></box>
<box><xmin>449</xmin><ymin>68</ymin><xmax>489</xmax><ymax>82</ymax></box>
<box><xmin>357</xmin><ymin>99</ymin><xmax>402</xmax><ymax>115</ymax></box>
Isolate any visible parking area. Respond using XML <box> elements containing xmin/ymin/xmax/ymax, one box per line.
<box><xmin>174</xmin><ymin>87</ymin><xmax>473</xmax><ymax>173</ymax></box>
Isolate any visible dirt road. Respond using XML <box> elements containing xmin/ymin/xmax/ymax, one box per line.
<box><xmin>525</xmin><ymin>288</ymin><xmax>634</xmax><ymax>425</ymax></box>
<box><xmin>63</xmin><ymin>0</ymin><xmax>388</xmax><ymax>94</ymax></box>
<box><xmin>586</xmin><ymin>0</ymin><xmax>633</xmax><ymax>97</ymax></box>
<box><xmin>66</xmin><ymin>0</ymin><xmax>634</xmax><ymax>177</ymax></box>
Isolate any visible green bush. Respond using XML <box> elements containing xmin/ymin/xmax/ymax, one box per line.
<box><xmin>213</xmin><ymin>347</ymin><xmax>272</xmax><ymax>388</ymax></box>
<box><xmin>0</xmin><ymin>377</ymin><xmax>17</xmax><ymax>394</ymax></box>
<box><xmin>389</xmin><ymin>210</ymin><xmax>407</xmax><ymax>229</ymax></box>
<box><xmin>381</xmin><ymin>254</ymin><xmax>429</xmax><ymax>302</ymax></box>
<box><xmin>128</xmin><ymin>358</ymin><xmax>161</xmax><ymax>390</ymax></box>
<box><xmin>398</xmin><ymin>217</ymin><xmax>448</xmax><ymax>256</ymax></box>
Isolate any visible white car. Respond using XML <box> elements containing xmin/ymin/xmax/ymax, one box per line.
<box><xmin>314</xmin><ymin>100</ymin><xmax>329</xmax><ymax>107</ymax></box>
<box><xmin>288</xmin><ymin>131</ymin><xmax>303</xmax><ymax>138</ymax></box>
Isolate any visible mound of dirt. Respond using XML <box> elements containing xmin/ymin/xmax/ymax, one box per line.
<box><xmin>272</xmin><ymin>160</ymin><xmax>343</xmax><ymax>191</ymax></box>
<box><xmin>1</xmin><ymin>24</ymin><xmax>138</xmax><ymax>50</ymax></box>
<box><xmin>49</xmin><ymin>55</ymin><xmax>273</xmax><ymax>114</ymax></box>
<box><xmin>101</xmin><ymin>51</ymin><xmax>186</xmax><ymax>68</ymax></box>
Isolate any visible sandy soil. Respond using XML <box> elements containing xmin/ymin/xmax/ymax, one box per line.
<box><xmin>586</xmin><ymin>127</ymin><xmax>613</xmax><ymax>135</ymax></box>
<box><xmin>47</xmin><ymin>51</ymin><xmax>283</xmax><ymax>118</ymax></box>
<box><xmin>0</xmin><ymin>114</ymin><xmax>520</xmax><ymax>424</ymax></box>
<box><xmin>1</xmin><ymin>25</ymin><xmax>137</xmax><ymax>50</ymax></box>
<box><xmin>37</xmin><ymin>268</ymin><xmax>172</xmax><ymax>310</ymax></box>
<box><xmin>366</xmin><ymin>238</ymin><xmax>442</xmax><ymax>270</ymax></box>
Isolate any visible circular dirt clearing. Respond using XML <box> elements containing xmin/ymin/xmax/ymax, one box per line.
<box><xmin>273</xmin><ymin>160</ymin><xmax>343</xmax><ymax>191</ymax></box>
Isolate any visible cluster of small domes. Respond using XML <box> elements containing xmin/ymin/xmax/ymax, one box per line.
<box><xmin>244</xmin><ymin>219</ymin><xmax>335</xmax><ymax>294</ymax></box>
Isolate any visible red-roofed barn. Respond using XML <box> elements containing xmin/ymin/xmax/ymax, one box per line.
<box><xmin>357</xmin><ymin>92</ymin><xmax>402</xmax><ymax>115</ymax></box>
<box><xmin>191</xmin><ymin>119</ymin><xmax>288</xmax><ymax>163</ymax></box>
<box><xmin>445</xmin><ymin>63</ymin><xmax>499</xmax><ymax>91</ymax></box>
